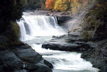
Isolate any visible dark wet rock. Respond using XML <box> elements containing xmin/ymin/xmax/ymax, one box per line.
<box><xmin>0</xmin><ymin>50</ymin><xmax>22</xmax><ymax>72</ymax></box>
<box><xmin>0</xmin><ymin>44</ymin><xmax>52</xmax><ymax>72</ymax></box>
<box><xmin>81</xmin><ymin>39</ymin><xmax>107</xmax><ymax>72</ymax></box>
<box><xmin>42</xmin><ymin>34</ymin><xmax>93</xmax><ymax>52</ymax></box>
<box><xmin>42</xmin><ymin>42</ymin><xmax>91</xmax><ymax>51</ymax></box>
<box><xmin>57</xmin><ymin>16</ymin><xmax>72</xmax><ymax>24</ymax></box>
<box><xmin>44</xmin><ymin>60</ymin><xmax>53</xmax><ymax>69</ymax></box>
<box><xmin>12</xmin><ymin>45</ymin><xmax>42</xmax><ymax>64</ymax></box>
<box><xmin>42</xmin><ymin>33</ymin><xmax>107</xmax><ymax>72</ymax></box>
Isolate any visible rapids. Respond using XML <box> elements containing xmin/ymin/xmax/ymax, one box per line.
<box><xmin>17</xmin><ymin>14</ymin><xmax>99</xmax><ymax>72</ymax></box>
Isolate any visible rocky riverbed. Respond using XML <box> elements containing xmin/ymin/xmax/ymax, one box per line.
<box><xmin>0</xmin><ymin>9</ymin><xmax>107</xmax><ymax>72</ymax></box>
<box><xmin>42</xmin><ymin>33</ymin><xmax>107</xmax><ymax>72</ymax></box>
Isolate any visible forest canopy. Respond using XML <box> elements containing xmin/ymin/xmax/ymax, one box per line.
<box><xmin>45</xmin><ymin>0</ymin><xmax>94</xmax><ymax>12</ymax></box>
<box><xmin>45</xmin><ymin>0</ymin><xmax>54</xmax><ymax>9</ymax></box>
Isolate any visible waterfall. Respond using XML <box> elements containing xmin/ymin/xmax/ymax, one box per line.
<box><xmin>17</xmin><ymin>13</ymin><xmax>99</xmax><ymax>72</ymax></box>
<box><xmin>17</xmin><ymin>15</ymin><xmax>66</xmax><ymax>41</ymax></box>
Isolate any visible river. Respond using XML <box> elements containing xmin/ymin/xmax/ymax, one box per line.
<box><xmin>17</xmin><ymin>13</ymin><xmax>99</xmax><ymax>72</ymax></box>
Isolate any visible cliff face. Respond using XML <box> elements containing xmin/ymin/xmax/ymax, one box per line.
<box><xmin>80</xmin><ymin>0</ymin><xmax>107</xmax><ymax>72</ymax></box>
<box><xmin>81</xmin><ymin>0</ymin><xmax>107</xmax><ymax>40</ymax></box>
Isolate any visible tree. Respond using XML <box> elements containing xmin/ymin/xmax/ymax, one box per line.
<box><xmin>54</xmin><ymin>0</ymin><xmax>69</xmax><ymax>11</ymax></box>
<box><xmin>45</xmin><ymin>0</ymin><xmax>55</xmax><ymax>9</ymax></box>
<box><xmin>0</xmin><ymin>0</ymin><xmax>22</xmax><ymax>33</ymax></box>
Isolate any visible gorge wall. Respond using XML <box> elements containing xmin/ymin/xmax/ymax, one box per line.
<box><xmin>81</xmin><ymin>0</ymin><xmax>107</xmax><ymax>40</ymax></box>
<box><xmin>81</xmin><ymin>0</ymin><xmax>107</xmax><ymax>72</ymax></box>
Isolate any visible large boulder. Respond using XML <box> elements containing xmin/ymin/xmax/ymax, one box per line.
<box><xmin>0</xmin><ymin>44</ymin><xmax>52</xmax><ymax>72</ymax></box>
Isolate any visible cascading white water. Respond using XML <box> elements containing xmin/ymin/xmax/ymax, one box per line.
<box><xmin>17</xmin><ymin>13</ymin><xmax>99</xmax><ymax>72</ymax></box>
<box><xmin>17</xmin><ymin>15</ymin><xmax>66</xmax><ymax>41</ymax></box>
<box><xmin>31</xmin><ymin>44</ymin><xmax>99</xmax><ymax>72</ymax></box>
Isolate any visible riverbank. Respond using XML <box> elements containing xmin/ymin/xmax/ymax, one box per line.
<box><xmin>0</xmin><ymin>36</ymin><xmax>53</xmax><ymax>72</ymax></box>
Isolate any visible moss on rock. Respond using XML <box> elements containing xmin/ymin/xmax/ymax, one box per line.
<box><xmin>5</xmin><ymin>22</ymin><xmax>24</xmax><ymax>47</ymax></box>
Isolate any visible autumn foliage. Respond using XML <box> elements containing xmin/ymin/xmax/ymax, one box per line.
<box><xmin>54</xmin><ymin>0</ymin><xmax>69</xmax><ymax>11</ymax></box>
<box><xmin>45</xmin><ymin>0</ymin><xmax>95</xmax><ymax>12</ymax></box>
<box><xmin>45</xmin><ymin>0</ymin><xmax>54</xmax><ymax>9</ymax></box>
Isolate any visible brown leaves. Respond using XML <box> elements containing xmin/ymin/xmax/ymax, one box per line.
<box><xmin>45</xmin><ymin>0</ymin><xmax>54</xmax><ymax>9</ymax></box>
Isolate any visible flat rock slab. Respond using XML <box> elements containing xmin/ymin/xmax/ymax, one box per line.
<box><xmin>42</xmin><ymin>34</ymin><xmax>93</xmax><ymax>52</ymax></box>
<box><xmin>42</xmin><ymin>38</ymin><xmax>93</xmax><ymax>52</ymax></box>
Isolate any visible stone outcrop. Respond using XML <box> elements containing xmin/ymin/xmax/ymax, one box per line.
<box><xmin>0</xmin><ymin>43</ymin><xmax>52</xmax><ymax>72</ymax></box>
<box><xmin>81</xmin><ymin>39</ymin><xmax>107</xmax><ymax>72</ymax></box>
<box><xmin>42</xmin><ymin>34</ymin><xmax>93</xmax><ymax>52</ymax></box>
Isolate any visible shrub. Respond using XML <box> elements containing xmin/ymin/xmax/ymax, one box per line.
<box><xmin>6</xmin><ymin>22</ymin><xmax>20</xmax><ymax>42</ymax></box>
<box><xmin>81</xmin><ymin>30</ymin><xmax>91</xmax><ymax>40</ymax></box>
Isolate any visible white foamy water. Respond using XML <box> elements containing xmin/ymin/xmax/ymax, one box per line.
<box><xmin>17</xmin><ymin>15</ymin><xmax>66</xmax><ymax>41</ymax></box>
<box><xmin>31</xmin><ymin>44</ymin><xmax>99</xmax><ymax>72</ymax></box>
<box><xmin>17</xmin><ymin>14</ymin><xmax>99</xmax><ymax>72</ymax></box>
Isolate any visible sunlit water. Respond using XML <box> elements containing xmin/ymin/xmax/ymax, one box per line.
<box><xmin>17</xmin><ymin>14</ymin><xmax>99</xmax><ymax>72</ymax></box>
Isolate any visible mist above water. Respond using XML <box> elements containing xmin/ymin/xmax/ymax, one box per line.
<box><xmin>64</xmin><ymin>2</ymin><xmax>96</xmax><ymax>33</ymax></box>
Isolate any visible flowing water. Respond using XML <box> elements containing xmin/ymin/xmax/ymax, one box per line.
<box><xmin>17</xmin><ymin>13</ymin><xmax>99</xmax><ymax>72</ymax></box>
<box><xmin>17</xmin><ymin>15</ymin><xmax>66</xmax><ymax>41</ymax></box>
